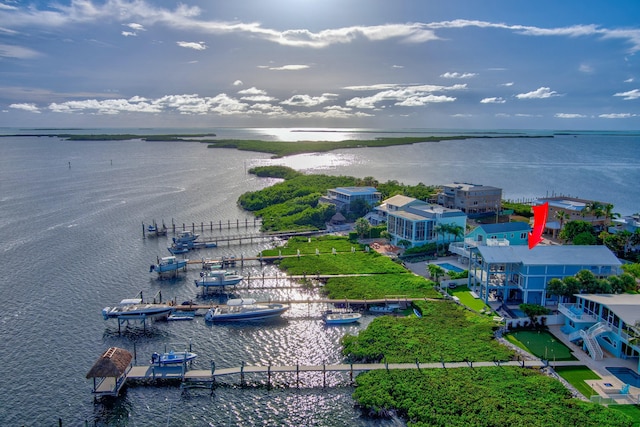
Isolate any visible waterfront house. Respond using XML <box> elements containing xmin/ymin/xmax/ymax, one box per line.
<box><xmin>534</xmin><ymin>196</ymin><xmax>612</xmax><ymax>237</ymax></box>
<box><xmin>378</xmin><ymin>196</ymin><xmax>466</xmax><ymax>248</ymax></box>
<box><xmin>319</xmin><ymin>186</ymin><xmax>381</xmax><ymax>213</ymax></box>
<box><xmin>559</xmin><ymin>294</ymin><xmax>640</xmax><ymax>366</ymax></box>
<box><xmin>468</xmin><ymin>245</ymin><xmax>621</xmax><ymax>306</ymax></box>
<box><xmin>449</xmin><ymin>222</ymin><xmax>531</xmax><ymax>262</ymax></box>
<box><xmin>436</xmin><ymin>182</ymin><xmax>502</xmax><ymax>217</ymax></box>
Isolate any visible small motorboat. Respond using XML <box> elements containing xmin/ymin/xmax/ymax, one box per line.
<box><xmin>204</xmin><ymin>298</ymin><xmax>288</xmax><ymax>322</ymax></box>
<box><xmin>195</xmin><ymin>270</ymin><xmax>244</xmax><ymax>288</ymax></box>
<box><xmin>151</xmin><ymin>350</ymin><xmax>197</xmax><ymax>366</ymax></box>
<box><xmin>150</xmin><ymin>256</ymin><xmax>188</xmax><ymax>273</ymax></box>
<box><xmin>102</xmin><ymin>299</ymin><xmax>173</xmax><ymax>320</ymax></box>
<box><xmin>323</xmin><ymin>310</ymin><xmax>362</xmax><ymax>325</ymax></box>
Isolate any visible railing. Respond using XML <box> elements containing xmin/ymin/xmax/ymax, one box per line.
<box><xmin>557</xmin><ymin>303</ymin><xmax>597</xmax><ymax>321</ymax></box>
<box><xmin>567</xmin><ymin>330</ymin><xmax>582</xmax><ymax>342</ymax></box>
<box><xmin>580</xmin><ymin>329</ymin><xmax>604</xmax><ymax>360</ymax></box>
<box><xmin>587</xmin><ymin>321</ymin><xmax>610</xmax><ymax>338</ymax></box>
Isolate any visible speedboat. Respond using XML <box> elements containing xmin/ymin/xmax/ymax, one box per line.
<box><xmin>204</xmin><ymin>298</ymin><xmax>288</xmax><ymax>322</ymax></box>
<box><xmin>323</xmin><ymin>310</ymin><xmax>362</xmax><ymax>325</ymax></box>
<box><xmin>102</xmin><ymin>299</ymin><xmax>173</xmax><ymax>320</ymax></box>
<box><xmin>150</xmin><ymin>256</ymin><xmax>188</xmax><ymax>273</ymax></box>
<box><xmin>173</xmin><ymin>231</ymin><xmax>199</xmax><ymax>244</ymax></box>
<box><xmin>151</xmin><ymin>350</ymin><xmax>197</xmax><ymax>366</ymax></box>
<box><xmin>194</xmin><ymin>270</ymin><xmax>243</xmax><ymax>288</ymax></box>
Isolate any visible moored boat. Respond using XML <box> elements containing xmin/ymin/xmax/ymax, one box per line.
<box><xmin>323</xmin><ymin>310</ymin><xmax>362</xmax><ymax>325</ymax></box>
<box><xmin>173</xmin><ymin>230</ymin><xmax>199</xmax><ymax>244</ymax></box>
<box><xmin>204</xmin><ymin>298</ymin><xmax>288</xmax><ymax>322</ymax></box>
<box><xmin>102</xmin><ymin>299</ymin><xmax>173</xmax><ymax>320</ymax></box>
<box><xmin>194</xmin><ymin>270</ymin><xmax>243</xmax><ymax>288</ymax></box>
<box><xmin>151</xmin><ymin>350</ymin><xmax>197</xmax><ymax>366</ymax></box>
<box><xmin>150</xmin><ymin>256</ymin><xmax>188</xmax><ymax>273</ymax></box>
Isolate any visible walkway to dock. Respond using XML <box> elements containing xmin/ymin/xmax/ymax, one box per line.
<box><xmin>124</xmin><ymin>358</ymin><xmax>576</xmax><ymax>390</ymax></box>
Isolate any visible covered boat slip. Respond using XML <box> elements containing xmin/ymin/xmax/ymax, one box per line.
<box><xmin>86</xmin><ymin>347</ymin><xmax>133</xmax><ymax>397</ymax></box>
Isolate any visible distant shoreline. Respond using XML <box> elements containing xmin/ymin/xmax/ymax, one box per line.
<box><xmin>0</xmin><ymin>132</ymin><xmax>550</xmax><ymax>158</ymax></box>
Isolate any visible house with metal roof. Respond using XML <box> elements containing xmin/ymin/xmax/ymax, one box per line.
<box><xmin>558</xmin><ymin>294</ymin><xmax>640</xmax><ymax>366</ymax></box>
<box><xmin>319</xmin><ymin>186</ymin><xmax>381</xmax><ymax>212</ymax></box>
<box><xmin>449</xmin><ymin>222</ymin><xmax>531</xmax><ymax>262</ymax></box>
<box><xmin>382</xmin><ymin>197</ymin><xmax>466</xmax><ymax>247</ymax></box>
<box><xmin>469</xmin><ymin>245</ymin><xmax>621</xmax><ymax>306</ymax></box>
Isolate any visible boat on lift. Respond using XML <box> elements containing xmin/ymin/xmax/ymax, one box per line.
<box><xmin>149</xmin><ymin>256</ymin><xmax>188</xmax><ymax>273</ymax></box>
<box><xmin>194</xmin><ymin>270</ymin><xmax>244</xmax><ymax>288</ymax></box>
<box><xmin>102</xmin><ymin>298</ymin><xmax>173</xmax><ymax>320</ymax></box>
<box><xmin>204</xmin><ymin>298</ymin><xmax>288</xmax><ymax>322</ymax></box>
<box><xmin>151</xmin><ymin>350</ymin><xmax>197</xmax><ymax>366</ymax></box>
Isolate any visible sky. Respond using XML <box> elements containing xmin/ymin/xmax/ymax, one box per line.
<box><xmin>1</xmin><ymin>0</ymin><xmax>639</xmax><ymax>130</ymax></box>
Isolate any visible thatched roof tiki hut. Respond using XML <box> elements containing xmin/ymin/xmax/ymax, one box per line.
<box><xmin>86</xmin><ymin>347</ymin><xmax>133</xmax><ymax>397</ymax></box>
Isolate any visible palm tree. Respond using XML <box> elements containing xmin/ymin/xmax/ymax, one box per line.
<box><xmin>554</xmin><ymin>210</ymin><xmax>570</xmax><ymax>239</ymax></box>
<box><xmin>449</xmin><ymin>224</ymin><xmax>465</xmax><ymax>244</ymax></box>
<box><xmin>602</xmin><ymin>203</ymin><xmax>620</xmax><ymax>227</ymax></box>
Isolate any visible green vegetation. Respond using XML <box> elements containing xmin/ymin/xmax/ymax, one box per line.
<box><xmin>554</xmin><ymin>365</ymin><xmax>601</xmax><ymax>397</ymax></box>
<box><xmin>503</xmin><ymin>330</ymin><xmax>576</xmax><ymax>361</ymax></box>
<box><xmin>622</xmin><ymin>263</ymin><xmax>640</xmax><ymax>279</ymax></box>
<box><xmin>207</xmin><ymin>135</ymin><xmax>491</xmax><ymax>158</ymax></box>
<box><xmin>58</xmin><ymin>133</ymin><xmax>215</xmax><ymax>141</ymax></box>
<box><xmin>449</xmin><ymin>286</ymin><xmax>491</xmax><ymax>312</ymax></box>
<box><xmin>342</xmin><ymin>300</ymin><xmax>512</xmax><ymax>363</ymax></box>
<box><xmin>547</xmin><ymin>269</ymin><xmax>637</xmax><ymax>300</ymax></box>
<box><xmin>501</xmin><ymin>201</ymin><xmax>534</xmax><ymax>218</ymax></box>
<box><xmin>324</xmin><ymin>275</ymin><xmax>440</xmax><ymax>299</ymax></box>
<box><xmin>353</xmin><ymin>368</ymin><xmax>631</xmax><ymax>427</ymax></box>
<box><xmin>609</xmin><ymin>405</ymin><xmax>640</xmax><ymax>427</ymax></box>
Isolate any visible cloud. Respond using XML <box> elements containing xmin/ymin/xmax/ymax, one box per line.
<box><xmin>280</xmin><ymin>93</ymin><xmax>337</xmax><ymax>107</ymax></box>
<box><xmin>121</xmin><ymin>31</ymin><xmax>137</xmax><ymax>37</ymax></box>
<box><xmin>441</xmin><ymin>72</ymin><xmax>477</xmax><ymax>79</ymax></box>
<box><xmin>515</xmin><ymin>87</ymin><xmax>559</xmax><ymax>99</ymax></box>
<box><xmin>480</xmin><ymin>97</ymin><xmax>506</xmax><ymax>104</ymax></box>
<box><xmin>344</xmin><ymin>83</ymin><xmax>465</xmax><ymax>109</ymax></box>
<box><xmin>599</xmin><ymin>113</ymin><xmax>637</xmax><ymax>119</ymax></box>
<box><xmin>177</xmin><ymin>41</ymin><xmax>207</xmax><ymax>50</ymax></box>
<box><xmin>613</xmin><ymin>89</ymin><xmax>640</xmax><ymax>100</ymax></box>
<box><xmin>9</xmin><ymin>103</ymin><xmax>40</xmax><ymax>113</ymax></box>
<box><xmin>579</xmin><ymin>63</ymin><xmax>593</xmax><ymax>73</ymax></box>
<box><xmin>237</xmin><ymin>87</ymin><xmax>266</xmax><ymax>95</ymax></box>
<box><xmin>233</xmin><ymin>80</ymin><xmax>243</xmax><ymax>86</ymax></box>
<box><xmin>500</xmin><ymin>82</ymin><xmax>514</xmax><ymax>87</ymax></box>
<box><xmin>624</xmin><ymin>78</ymin><xmax>634</xmax><ymax>83</ymax></box>
<box><xmin>266</xmin><ymin>64</ymin><xmax>310</xmax><ymax>71</ymax></box>
<box><xmin>0</xmin><ymin>43</ymin><xmax>41</xmax><ymax>59</ymax></box>
<box><xmin>555</xmin><ymin>113</ymin><xmax>586</xmax><ymax>118</ymax></box>
<box><xmin>392</xmin><ymin>65</ymin><xmax>404</xmax><ymax>69</ymax></box>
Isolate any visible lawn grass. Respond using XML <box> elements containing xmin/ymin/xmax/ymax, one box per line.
<box><xmin>449</xmin><ymin>286</ymin><xmax>492</xmax><ymax>312</ymax></box>
<box><xmin>554</xmin><ymin>365</ymin><xmax>601</xmax><ymax>397</ymax></box>
<box><xmin>504</xmin><ymin>330</ymin><xmax>577</xmax><ymax>361</ymax></box>
<box><xmin>609</xmin><ymin>405</ymin><xmax>640</xmax><ymax>426</ymax></box>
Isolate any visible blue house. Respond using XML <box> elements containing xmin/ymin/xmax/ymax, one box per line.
<box><xmin>465</xmin><ymin>222</ymin><xmax>531</xmax><ymax>246</ymax></box>
<box><xmin>320</xmin><ymin>186</ymin><xmax>381</xmax><ymax>212</ymax></box>
<box><xmin>559</xmin><ymin>294</ymin><xmax>640</xmax><ymax>366</ymax></box>
<box><xmin>468</xmin><ymin>245</ymin><xmax>621</xmax><ymax>306</ymax></box>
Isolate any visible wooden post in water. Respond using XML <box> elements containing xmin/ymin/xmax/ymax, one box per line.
<box><xmin>240</xmin><ymin>361</ymin><xmax>245</xmax><ymax>387</ymax></box>
<box><xmin>267</xmin><ymin>362</ymin><xmax>271</xmax><ymax>389</ymax></box>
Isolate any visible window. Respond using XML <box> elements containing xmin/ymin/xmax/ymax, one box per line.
<box><xmin>520</xmin><ymin>232</ymin><xmax>527</xmax><ymax>239</ymax></box>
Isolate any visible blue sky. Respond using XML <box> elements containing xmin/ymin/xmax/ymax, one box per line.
<box><xmin>1</xmin><ymin>0</ymin><xmax>639</xmax><ymax>129</ymax></box>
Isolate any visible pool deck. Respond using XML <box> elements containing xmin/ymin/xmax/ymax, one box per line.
<box><xmin>548</xmin><ymin>324</ymin><xmax>640</xmax><ymax>403</ymax></box>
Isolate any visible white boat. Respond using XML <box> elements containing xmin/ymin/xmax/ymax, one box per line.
<box><xmin>151</xmin><ymin>350</ymin><xmax>197</xmax><ymax>366</ymax></box>
<box><xmin>147</xmin><ymin>223</ymin><xmax>167</xmax><ymax>236</ymax></box>
<box><xmin>204</xmin><ymin>298</ymin><xmax>288</xmax><ymax>322</ymax></box>
<box><xmin>102</xmin><ymin>298</ymin><xmax>173</xmax><ymax>320</ymax></box>
<box><xmin>173</xmin><ymin>231</ymin><xmax>199</xmax><ymax>244</ymax></box>
<box><xmin>323</xmin><ymin>311</ymin><xmax>362</xmax><ymax>325</ymax></box>
<box><xmin>149</xmin><ymin>256</ymin><xmax>188</xmax><ymax>273</ymax></box>
<box><xmin>194</xmin><ymin>270</ymin><xmax>243</xmax><ymax>288</ymax></box>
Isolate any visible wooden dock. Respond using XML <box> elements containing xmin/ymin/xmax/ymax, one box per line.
<box><xmin>124</xmin><ymin>358</ymin><xmax>551</xmax><ymax>390</ymax></box>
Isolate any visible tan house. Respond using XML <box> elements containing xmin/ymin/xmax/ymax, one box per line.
<box><xmin>437</xmin><ymin>182</ymin><xmax>502</xmax><ymax>216</ymax></box>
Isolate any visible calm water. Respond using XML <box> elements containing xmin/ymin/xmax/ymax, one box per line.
<box><xmin>0</xmin><ymin>129</ymin><xmax>638</xmax><ymax>426</ymax></box>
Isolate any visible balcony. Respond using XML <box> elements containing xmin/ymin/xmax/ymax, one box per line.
<box><xmin>558</xmin><ymin>303</ymin><xmax>597</xmax><ymax>323</ymax></box>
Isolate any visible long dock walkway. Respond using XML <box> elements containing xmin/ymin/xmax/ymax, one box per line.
<box><xmin>124</xmin><ymin>358</ymin><xmax>569</xmax><ymax>390</ymax></box>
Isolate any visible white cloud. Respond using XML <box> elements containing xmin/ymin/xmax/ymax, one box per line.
<box><xmin>126</xmin><ymin>23</ymin><xmax>145</xmax><ymax>31</ymax></box>
<box><xmin>241</xmin><ymin>95</ymin><xmax>278</xmax><ymax>102</ymax></box>
<box><xmin>0</xmin><ymin>43</ymin><xmax>41</xmax><ymax>59</ymax></box>
<box><xmin>344</xmin><ymin>83</ymin><xmax>465</xmax><ymax>109</ymax></box>
<box><xmin>395</xmin><ymin>94</ymin><xmax>456</xmax><ymax>106</ymax></box>
<box><xmin>176</xmin><ymin>41</ymin><xmax>207</xmax><ymax>50</ymax></box>
<box><xmin>501</xmin><ymin>82</ymin><xmax>514</xmax><ymax>87</ymax></box>
<box><xmin>441</xmin><ymin>72</ymin><xmax>477</xmax><ymax>79</ymax></box>
<box><xmin>599</xmin><ymin>113</ymin><xmax>637</xmax><ymax>119</ymax></box>
<box><xmin>280</xmin><ymin>93</ymin><xmax>337</xmax><ymax>107</ymax></box>
<box><xmin>624</xmin><ymin>78</ymin><xmax>634</xmax><ymax>83</ymax></box>
<box><xmin>579</xmin><ymin>63</ymin><xmax>593</xmax><ymax>73</ymax></box>
<box><xmin>555</xmin><ymin>113</ymin><xmax>586</xmax><ymax>118</ymax></box>
<box><xmin>613</xmin><ymin>89</ymin><xmax>640</xmax><ymax>100</ymax></box>
<box><xmin>233</xmin><ymin>80</ymin><xmax>243</xmax><ymax>86</ymax></box>
<box><xmin>121</xmin><ymin>31</ymin><xmax>136</xmax><ymax>37</ymax></box>
<box><xmin>9</xmin><ymin>103</ymin><xmax>40</xmax><ymax>113</ymax></box>
<box><xmin>480</xmin><ymin>97</ymin><xmax>506</xmax><ymax>104</ymax></box>
<box><xmin>267</xmin><ymin>64</ymin><xmax>310</xmax><ymax>71</ymax></box>
<box><xmin>515</xmin><ymin>87</ymin><xmax>559</xmax><ymax>99</ymax></box>
<box><xmin>392</xmin><ymin>65</ymin><xmax>404</xmax><ymax>69</ymax></box>
<box><xmin>237</xmin><ymin>87</ymin><xmax>266</xmax><ymax>95</ymax></box>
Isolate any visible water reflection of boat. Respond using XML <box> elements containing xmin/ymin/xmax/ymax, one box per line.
<box><xmin>204</xmin><ymin>298</ymin><xmax>288</xmax><ymax>322</ymax></box>
<box><xmin>151</xmin><ymin>350</ymin><xmax>197</xmax><ymax>366</ymax></box>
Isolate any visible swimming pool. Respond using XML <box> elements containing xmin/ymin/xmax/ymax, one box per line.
<box><xmin>435</xmin><ymin>262</ymin><xmax>464</xmax><ymax>273</ymax></box>
<box><xmin>606</xmin><ymin>367</ymin><xmax>640</xmax><ymax>387</ymax></box>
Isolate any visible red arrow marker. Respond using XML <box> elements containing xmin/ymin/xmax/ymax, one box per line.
<box><xmin>528</xmin><ymin>202</ymin><xmax>548</xmax><ymax>249</ymax></box>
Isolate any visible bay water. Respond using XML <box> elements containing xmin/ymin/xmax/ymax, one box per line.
<box><xmin>0</xmin><ymin>129</ymin><xmax>638</xmax><ymax>426</ymax></box>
